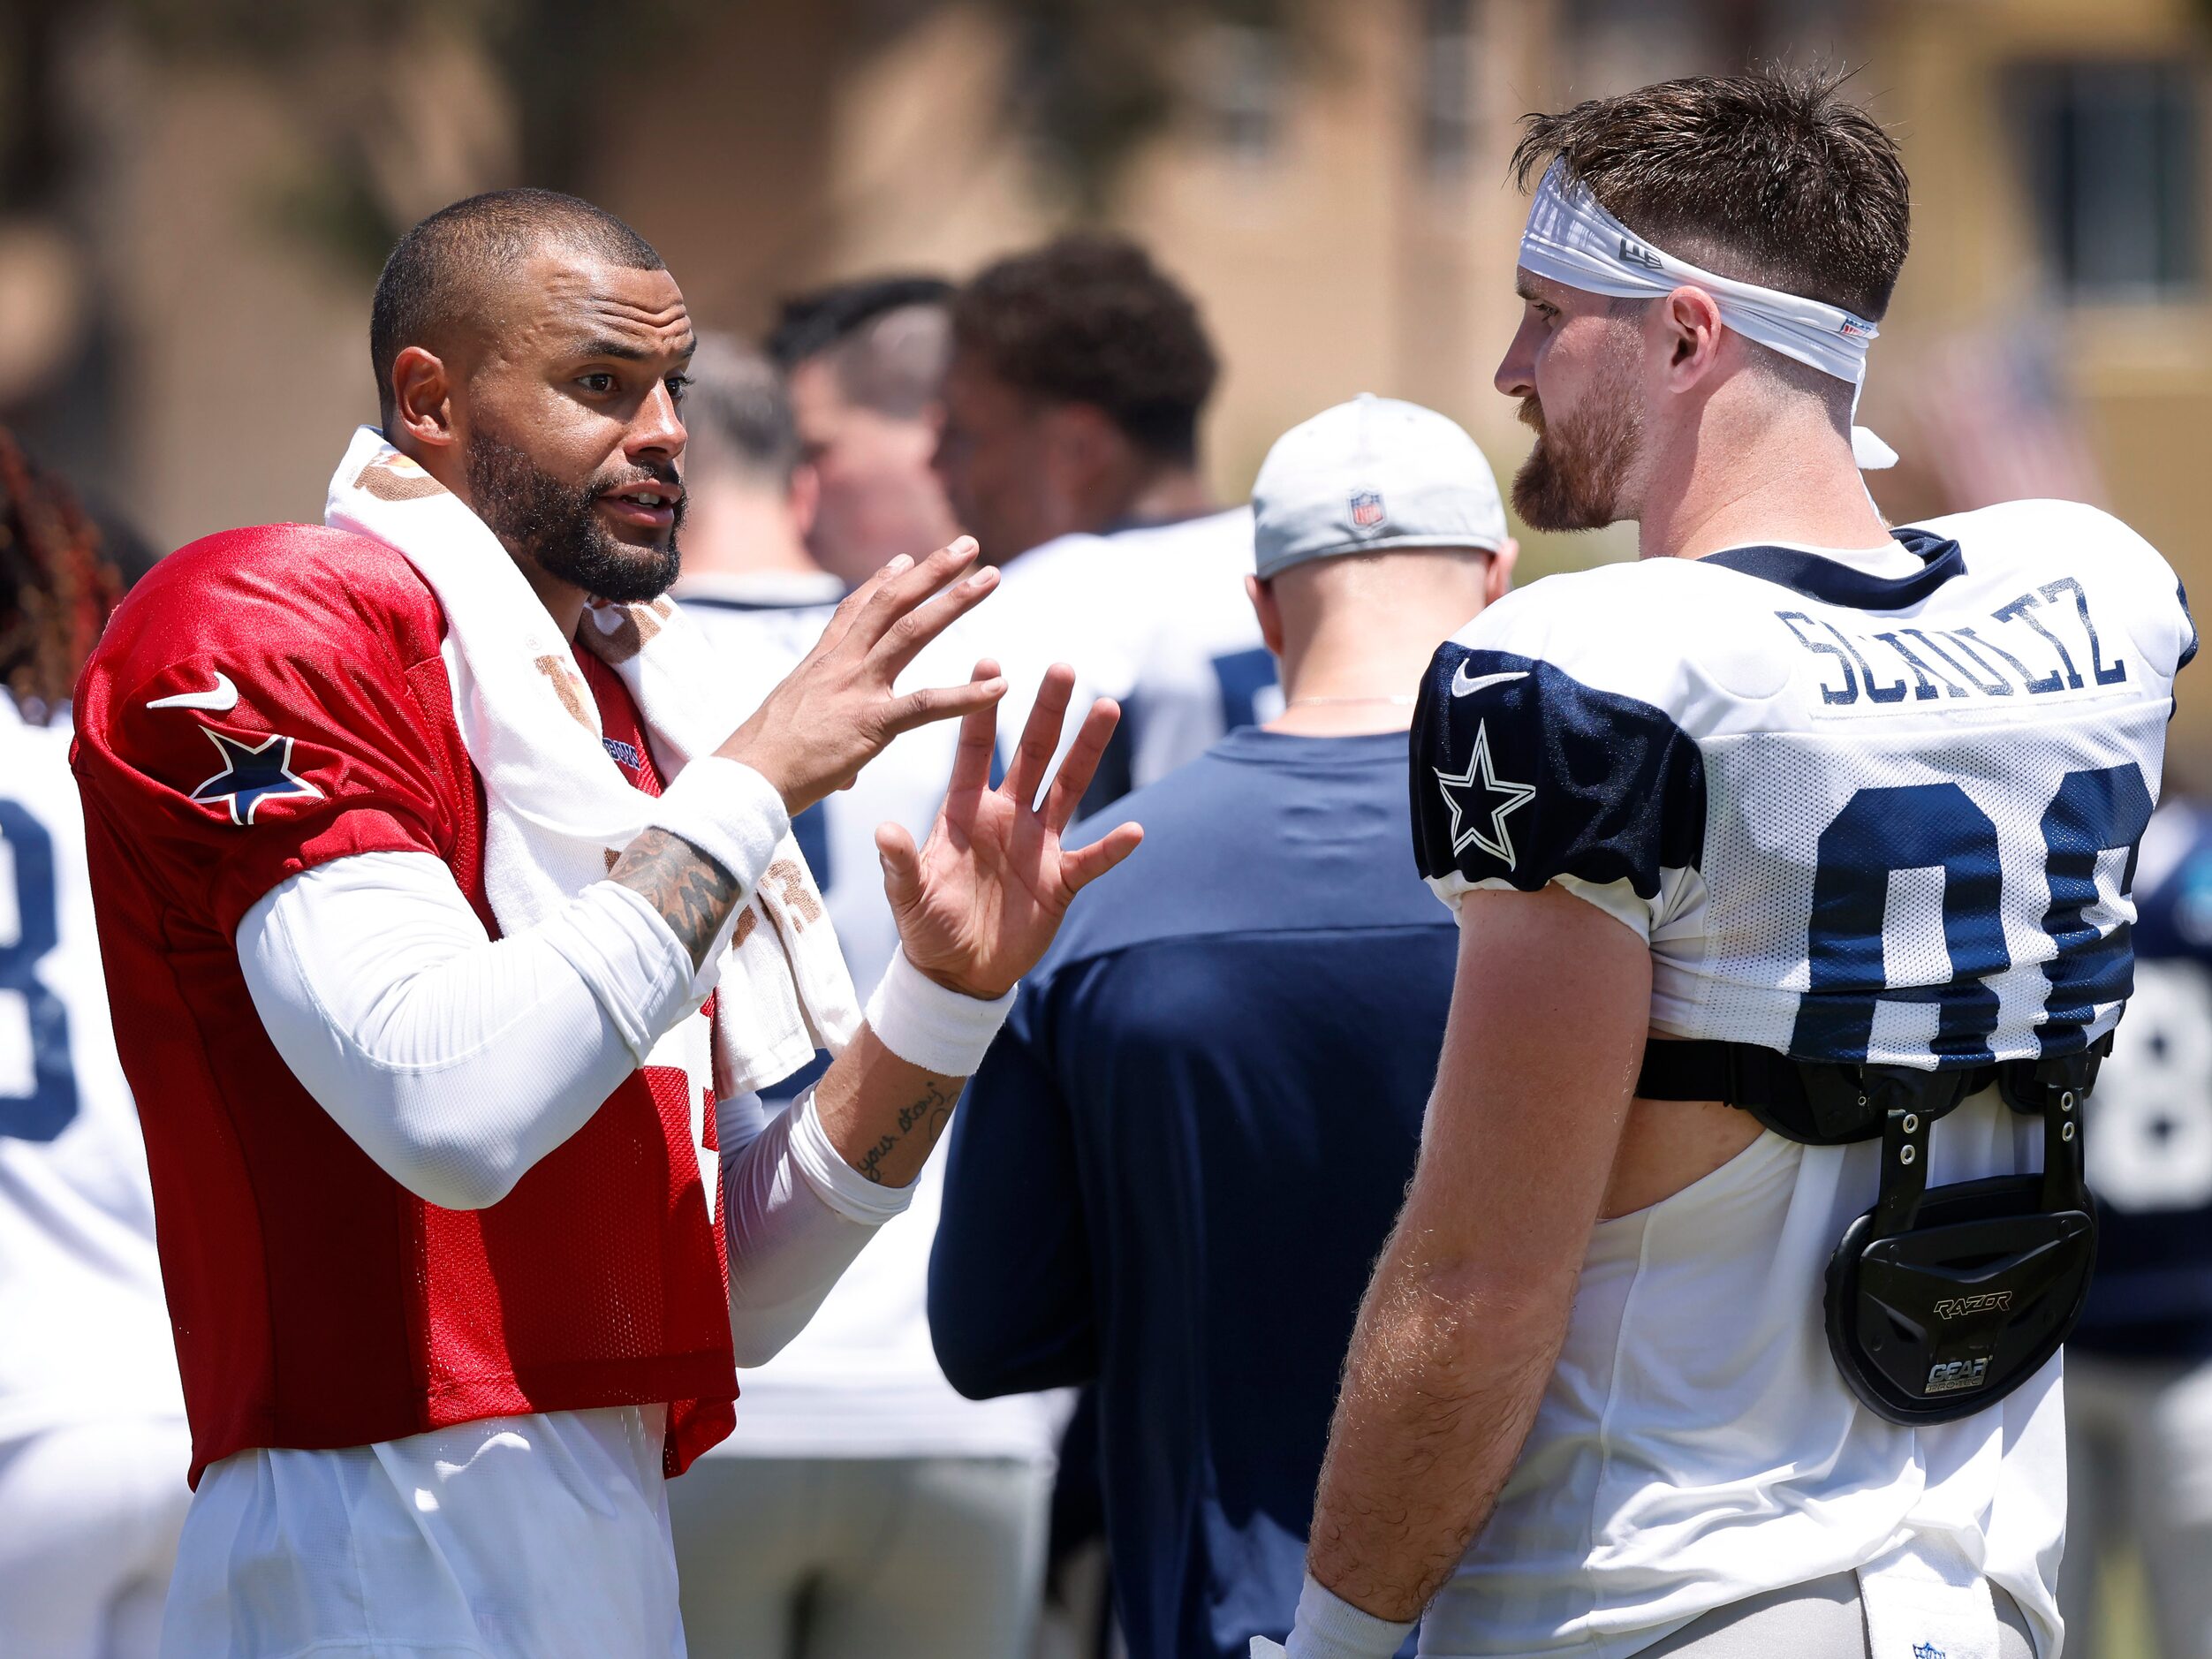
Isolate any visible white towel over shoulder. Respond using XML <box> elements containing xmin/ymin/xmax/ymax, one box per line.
<box><xmin>323</xmin><ymin>425</ymin><xmax>859</xmax><ymax>1097</ymax></box>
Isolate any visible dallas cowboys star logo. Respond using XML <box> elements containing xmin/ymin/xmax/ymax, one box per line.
<box><xmin>1434</xmin><ymin>719</ymin><xmax>1535</xmax><ymax>868</ymax></box>
<box><xmin>190</xmin><ymin>727</ymin><xmax>322</xmax><ymax>825</ymax></box>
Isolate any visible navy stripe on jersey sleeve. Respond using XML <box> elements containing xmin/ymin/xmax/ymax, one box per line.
<box><xmin>1409</xmin><ymin>645</ymin><xmax>1706</xmax><ymax>899</ymax></box>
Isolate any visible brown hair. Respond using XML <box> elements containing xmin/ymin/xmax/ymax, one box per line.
<box><xmin>1511</xmin><ymin>66</ymin><xmax>1911</xmax><ymax>322</ymax></box>
<box><xmin>951</xmin><ymin>234</ymin><xmax>1218</xmax><ymax>464</ymax></box>
<box><xmin>0</xmin><ymin>431</ymin><xmax>123</xmax><ymax>719</ymax></box>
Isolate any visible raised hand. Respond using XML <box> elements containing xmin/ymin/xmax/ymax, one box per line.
<box><xmin>877</xmin><ymin>661</ymin><xmax>1145</xmax><ymax>999</ymax></box>
<box><xmin>716</xmin><ymin>537</ymin><xmax>1004</xmax><ymax>814</ymax></box>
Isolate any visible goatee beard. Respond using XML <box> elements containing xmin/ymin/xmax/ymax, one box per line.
<box><xmin>464</xmin><ymin>429</ymin><xmax>683</xmax><ymax>604</ymax></box>
<box><xmin>1510</xmin><ymin>392</ymin><xmax>1641</xmax><ymax>533</ymax></box>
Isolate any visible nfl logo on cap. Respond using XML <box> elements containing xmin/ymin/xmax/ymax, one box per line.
<box><xmin>1349</xmin><ymin>488</ymin><xmax>1386</xmax><ymax>531</ymax></box>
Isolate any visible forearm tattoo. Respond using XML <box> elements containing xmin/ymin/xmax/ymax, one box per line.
<box><xmin>610</xmin><ymin>828</ymin><xmax>743</xmax><ymax>971</ymax></box>
<box><xmin>852</xmin><ymin>1078</ymin><xmax>958</xmax><ymax>1185</ymax></box>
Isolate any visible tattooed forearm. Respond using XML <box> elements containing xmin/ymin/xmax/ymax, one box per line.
<box><xmin>852</xmin><ymin>1078</ymin><xmax>958</xmax><ymax>1184</ymax></box>
<box><xmin>610</xmin><ymin>828</ymin><xmax>743</xmax><ymax>971</ymax></box>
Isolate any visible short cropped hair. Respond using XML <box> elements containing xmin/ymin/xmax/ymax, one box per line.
<box><xmin>370</xmin><ymin>188</ymin><xmax>665</xmax><ymax>427</ymax></box>
<box><xmin>683</xmin><ymin>335</ymin><xmax>799</xmax><ymax>488</ymax></box>
<box><xmin>951</xmin><ymin>235</ymin><xmax>1219</xmax><ymax>464</ymax></box>
<box><xmin>1511</xmin><ymin>66</ymin><xmax>1911</xmax><ymax>322</ymax></box>
<box><xmin>766</xmin><ymin>276</ymin><xmax>953</xmax><ymax>422</ymax></box>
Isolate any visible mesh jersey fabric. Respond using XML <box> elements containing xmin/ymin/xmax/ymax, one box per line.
<box><xmin>0</xmin><ymin>696</ymin><xmax>185</xmax><ymax>1445</ymax></box>
<box><xmin>70</xmin><ymin>524</ymin><xmax>734</xmax><ymax>1485</ymax></box>
<box><xmin>1402</xmin><ymin>499</ymin><xmax>2193</xmax><ymax>1659</ymax></box>
<box><xmin>2073</xmin><ymin>796</ymin><xmax>2212</xmax><ymax>1357</ymax></box>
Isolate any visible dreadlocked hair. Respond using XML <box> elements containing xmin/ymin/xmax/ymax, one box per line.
<box><xmin>0</xmin><ymin>430</ymin><xmax>123</xmax><ymax>723</ymax></box>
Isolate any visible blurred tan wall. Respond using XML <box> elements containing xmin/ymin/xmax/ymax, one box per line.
<box><xmin>75</xmin><ymin>0</ymin><xmax>2212</xmax><ymax>763</ymax></box>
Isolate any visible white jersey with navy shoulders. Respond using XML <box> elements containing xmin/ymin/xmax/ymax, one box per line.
<box><xmin>1406</xmin><ymin>500</ymin><xmax>2193</xmax><ymax>1659</ymax></box>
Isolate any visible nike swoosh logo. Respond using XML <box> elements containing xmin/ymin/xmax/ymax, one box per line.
<box><xmin>1451</xmin><ymin>666</ymin><xmax>1529</xmax><ymax>698</ymax></box>
<box><xmin>148</xmin><ymin>671</ymin><xmax>239</xmax><ymax>713</ymax></box>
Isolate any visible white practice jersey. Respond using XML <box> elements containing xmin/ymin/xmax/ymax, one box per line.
<box><xmin>987</xmin><ymin>509</ymin><xmax>1276</xmax><ymax>804</ymax></box>
<box><xmin>0</xmin><ymin>697</ymin><xmax>185</xmax><ymax>1443</ymax></box>
<box><xmin>1408</xmin><ymin>501</ymin><xmax>2194</xmax><ymax>1659</ymax></box>
<box><xmin>678</xmin><ymin>580</ymin><xmax>1062</xmax><ymax>1462</ymax></box>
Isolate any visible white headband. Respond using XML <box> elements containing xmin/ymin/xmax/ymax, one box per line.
<box><xmin>1519</xmin><ymin>158</ymin><xmax>1896</xmax><ymax>470</ymax></box>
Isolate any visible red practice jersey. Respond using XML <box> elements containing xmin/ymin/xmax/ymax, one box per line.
<box><xmin>71</xmin><ymin>525</ymin><xmax>734</xmax><ymax>1485</ymax></box>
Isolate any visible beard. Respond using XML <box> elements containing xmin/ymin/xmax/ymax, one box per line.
<box><xmin>464</xmin><ymin>427</ymin><xmax>684</xmax><ymax>603</ymax></box>
<box><xmin>1511</xmin><ymin>368</ymin><xmax>1644</xmax><ymax>534</ymax></box>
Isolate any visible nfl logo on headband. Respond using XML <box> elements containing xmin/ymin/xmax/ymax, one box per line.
<box><xmin>1349</xmin><ymin>488</ymin><xmax>1386</xmax><ymax>531</ymax></box>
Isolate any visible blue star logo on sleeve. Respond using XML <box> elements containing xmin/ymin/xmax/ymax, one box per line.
<box><xmin>1435</xmin><ymin>718</ymin><xmax>1536</xmax><ymax>868</ymax></box>
<box><xmin>190</xmin><ymin>727</ymin><xmax>323</xmax><ymax>825</ymax></box>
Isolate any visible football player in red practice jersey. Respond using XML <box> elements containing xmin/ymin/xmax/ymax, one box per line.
<box><xmin>69</xmin><ymin>189</ymin><xmax>1142</xmax><ymax>1658</ymax></box>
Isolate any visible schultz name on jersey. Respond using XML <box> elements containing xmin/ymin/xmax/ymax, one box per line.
<box><xmin>1403</xmin><ymin>499</ymin><xmax>2193</xmax><ymax>1659</ymax></box>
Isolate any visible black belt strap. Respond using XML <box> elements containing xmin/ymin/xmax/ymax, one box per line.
<box><xmin>1640</xmin><ymin>1036</ymin><xmax>2108</xmax><ymax>1147</ymax></box>
<box><xmin>1637</xmin><ymin>1041</ymin><xmax>1809</xmax><ymax>1109</ymax></box>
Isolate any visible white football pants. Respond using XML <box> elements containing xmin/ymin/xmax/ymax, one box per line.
<box><xmin>0</xmin><ymin>1417</ymin><xmax>192</xmax><ymax>1659</ymax></box>
<box><xmin>1632</xmin><ymin>1570</ymin><xmax>2036</xmax><ymax>1658</ymax></box>
<box><xmin>666</xmin><ymin>1454</ymin><xmax>1052</xmax><ymax>1659</ymax></box>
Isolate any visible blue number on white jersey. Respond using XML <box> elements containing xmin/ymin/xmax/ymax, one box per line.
<box><xmin>1412</xmin><ymin>502</ymin><xmax>2194</xmax><ymax>1072</ymax></box>
<box><xmin>0</xmin><ymin>799</ymin><xmax>78</xmax><ymax>1140</ymax></box>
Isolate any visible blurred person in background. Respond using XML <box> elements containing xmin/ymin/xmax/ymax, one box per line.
<box><xmin>0</xmin><ymin>432</ymin><xmax>186</xmax><ymax>1659</ymax></box>
<box><xmin>2061</xmin><ymin>793</ymin><xmax>2212</xmax><ymax>1659</ymax></box>
<box><xmin>670</xmin><ymin>337</ymin><xmax>1062</xmax><ymax>1659</ymax></box>
<box><xmin>767</xmin><ymin>275</ymin><xmax>962</xmax><ymax>584</ymax></box>
<box><xmin>937</xmin><ymin>235</ymin><xmax>1276</xmax><ymax>805</ymax></box>
<box><xmin>930</xmin><ymin>397</ymin><xmax>1516</xmax><ymax>1659</ymax></box>
<box><xmin>673</xmin><ymin>334</ymin><xmax>839</xmax><ymax>624</ymax></box>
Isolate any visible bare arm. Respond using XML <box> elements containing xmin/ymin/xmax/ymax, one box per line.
<box><xmin>1305</xmin><ymin>885</ymin><xmax>1651</xmax><ymax>1623</ymax></box>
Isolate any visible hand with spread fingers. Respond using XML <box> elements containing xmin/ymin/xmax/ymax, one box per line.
<box><xmin>879</xmin><ymin>661</ymin><xmax>1145</xmax><ymax>1000</ymax></box>
<box><xmin>716</xmin><ymin>535</ymin><xmax>1006</xmax><ymax>815</ymax></box>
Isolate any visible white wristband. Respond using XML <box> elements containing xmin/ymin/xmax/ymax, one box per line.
<box><xmin>1281</xmin><ymin>1574</ymin><xmax>1417</xmax><ymax>1659</ymax></box>
<box><xmin>643</xmin><ymin>757</ymin><xmax>789</xmax><ymax>898</ymax></box>
<box><xmin>862</xmin><ymin>948</ymin><xmax>1016</xmax><ymax>1077</ymax></box>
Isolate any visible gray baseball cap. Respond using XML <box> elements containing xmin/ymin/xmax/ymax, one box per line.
<box><xmin>1251</xmin><ymin>393</ymin><xmax>1507</xmax><ymax>580</ymax></box>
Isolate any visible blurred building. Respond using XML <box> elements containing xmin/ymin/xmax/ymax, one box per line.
<box><xmin>3</xmin><ymin>0</ymin><xmax>2208</xmax><ymax>754</ymax></box>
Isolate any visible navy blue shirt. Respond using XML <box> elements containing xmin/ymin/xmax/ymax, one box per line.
<box><xmin>2076</xmin><ymin>798</ymin><xmax>2212</xmax><ymax>1358</ymax></box>
<box><xmin>929</xmin><ymin>727</ymin><xmax>1455</xmax><ymax>1659</ymax></box>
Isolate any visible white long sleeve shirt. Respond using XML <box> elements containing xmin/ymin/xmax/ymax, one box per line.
<box><xmin>163</xmin><ymin>848</ymin><xmax>913</xmax><ymax>1659</ymax></box>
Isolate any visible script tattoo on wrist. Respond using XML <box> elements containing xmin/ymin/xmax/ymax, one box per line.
<box><xmin>852</xmin><ymin>1077</ymin><xmax>958</xmax><ymax>1185</ymax></box>
<box><xmin>610</xmin><ymin>828</ymin><xmax>742</xmax><ymax>971</ymax></box>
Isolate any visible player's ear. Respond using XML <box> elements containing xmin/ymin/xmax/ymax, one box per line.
<box><xmin>390</xmin><ymin>346</ymin><xmax>458</xmax><ymax>452</ymax></box>
<box><xmin>788</xmin><ymin>461</ymin><xmax>822</xmax><ymax>542</ymax></box>
<box><xmin>1661</xmin><ymin>285</ymin><xmax>1724</xmax><ymax>387</ymax></box>
<box><xmin>1246</xmin><ymin>573</ymin><xmax>1284</xmax><ymax>657</ymax></box>
<box><xmin>1048</xmin><ymin>403</ymin><xmax>1119</xmax><ymax>484</ymax></box>
<box><xmin>1485</xmin><ymin>537</ymin><xmax>1519</xmax><ymax>605</ymax></box>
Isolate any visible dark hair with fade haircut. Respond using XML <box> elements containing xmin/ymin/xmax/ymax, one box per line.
<box><xmin>768</xmin><ymin>275</ymin><xmax>954</xmax><ymax>423</ymax></box>
<box><xmin>1511</xmin><ymin>65</ymin><xmax>1911</xmax><ymax>324</ymax></box>
<box><xmin>765</xmin><ymin>275</ymin><xmax>953</xmax><ymax>370</ymax></box>
<box><xmin>683</xmin><ymin>334</ymin><xmax>800</xmax><ymax>487</ymax></box>
<box><xmin>370</xmin><ymin>187</ymin><xmax>666</xmax><ymax>428</ymax></box>
<box><xmin>951</xmin><ymin>234</ymin><xmax>1219</xmax><ymax>464</ymax></box>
